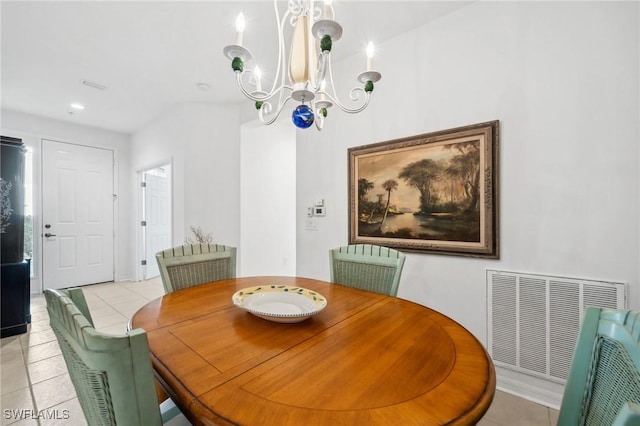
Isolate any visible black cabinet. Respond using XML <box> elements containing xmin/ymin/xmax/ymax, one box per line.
<box><xmin>1</xmin><ymin>260</ymin><xmax>31</xmax><ymax>337</ymax></box>
<box><xmin>1</xmin><ymin>136</ymin><xmax>30</xmax><ymax>337</ymax></box>
<box><xmin>1</xmin><ymin>136</ymin><xmax>26</xmax><ymax>264</ymax></box>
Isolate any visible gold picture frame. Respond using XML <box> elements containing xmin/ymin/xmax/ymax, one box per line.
<box><xmin>348</xmin><ymin>120</ymin><xmax>499</xmax><ymax>258</ymax></box>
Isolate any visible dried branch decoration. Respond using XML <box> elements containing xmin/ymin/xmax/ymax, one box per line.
<box><xmin>185</xmin><ymin>226</ymin><xmax>213</xmax><ymax>244</ymax></box>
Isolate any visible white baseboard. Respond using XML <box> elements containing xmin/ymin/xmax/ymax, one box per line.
<box><xmin>495</xmin><ymin>365</ymin><xmax>564</xmax><ymax>410</ymax></box>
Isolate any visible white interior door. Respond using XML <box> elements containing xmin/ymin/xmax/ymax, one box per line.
<box><xmin>142</xmin><ymin>165</ymin><xmax>171</xmax><ymax>279</ymax></box>
<box><xmin>42</xmin><ymin>140</ymin><xmax>114</xmax><ymax>289</ymax></box>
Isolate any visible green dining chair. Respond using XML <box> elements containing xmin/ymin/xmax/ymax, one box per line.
<box><xmin>557</xmin><ymin>306</ymin><xmax>640</xmax><ymax>426</ymax></box>
<box><xmin>329</xmin><ymin>244</ymin><xmax>406</xmax><ymax>297</ymax></box>
<box><xmin>44</xmin><ymin>288</ymin><xmax>184</xmax><ymax>425</ymax></box>
<box><xmin>156</xmin><ymin>243</ymin><xmax>236</xmax><ymax>293</ymax></box>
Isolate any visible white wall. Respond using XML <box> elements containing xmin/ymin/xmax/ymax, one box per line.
<box><xmin>1</xmin><ymin>108</ymin><xmax>134</xmax><ymax>289</ymax></box>
<box><xmin>184</xmin><ymin>104</ymin><xmax>241</xmax><ymax>248</ymax></box>
<box><xmin>131</xmin><ymin>103</ymin><xmax>242</xmax><ymax>264</ymax></box>
<box><xmin>240</xmin><ymin>120</ymin><xmax>296</xmax><ymax>276</ymax></box>
<box><xmin>296</xmin><ymin>1</ymin><xmax>639</xmax><ymax>343</ymax></box>
<box><xmin>131</xmin><ymin>103</ymin><xmax>187</xmax><ymax>246</ymax></box>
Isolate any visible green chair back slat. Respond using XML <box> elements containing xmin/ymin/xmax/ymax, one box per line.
<box><xmin>329</xmin><ymin>244</ymin><xmax>406</xmax><ymax>296</ymax></box>
<box><xmin>45</xmin><ymin>289</ymin><xmax>163</xmax><ymax>426</ymax></box>
<box><xmin>62</xmin><ymin>287</ymin><xmax>94</xmax><ymax>326</ymax></box>
<box><xmin>558</xmin><ymin>307</ymin><xmax>640</xmax><ymax>426</ymax></box>
<box><xmin>156</xmin><ymin>243</ymin><xmax>237</xmax><ymax>293</ymax></box>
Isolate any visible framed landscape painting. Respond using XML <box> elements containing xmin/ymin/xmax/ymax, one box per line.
<box><xmin>348</xmin><ymin>120</ymin><xmax>499</xmax><ymax>258</ymax></box>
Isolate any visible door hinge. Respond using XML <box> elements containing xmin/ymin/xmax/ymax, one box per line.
<box><xmin>140</xmin><ymin>221</ymin><xmax>147</xmax><ymax>226</ymax></box>
<box><xmin>141</xmin><ymin>260</ymin><xmax>147</xmax><ymax>266</ymax></box>
<box><xmin>140</xmin><ymin>182</ymin><xmax>146</xmax><ymax>188</ymax></box>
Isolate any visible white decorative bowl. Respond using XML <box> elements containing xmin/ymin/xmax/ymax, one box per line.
<box><xmin>232</xmin><ymin>285</ymin><xmax>327</xmax><ymax>323</ymax></box>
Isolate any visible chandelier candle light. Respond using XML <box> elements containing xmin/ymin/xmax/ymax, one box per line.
<box><xmin>223</xmin><ymin>0</ymin><xmax>381</xmax><ymax>130</ymax></box>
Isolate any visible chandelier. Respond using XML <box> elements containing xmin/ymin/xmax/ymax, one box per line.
<box><xmin>222</xmin><ymin>0</ymin><xmax>381</xmax><ymax>130</ymax></box>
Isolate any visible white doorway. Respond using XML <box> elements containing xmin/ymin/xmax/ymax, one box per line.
<box><xmin>42</xmin><ymin>140</ymin><xmax>114</xmax><ymax>289</ymax></box>
<box><xmin>139</xmin><ymin>163</ymin><xmax>172</xmax><ymax>280</ymax></box>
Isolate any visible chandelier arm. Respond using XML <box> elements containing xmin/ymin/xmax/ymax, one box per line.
<box><xmin>237</xmin><ymin>70</ymin><xmax>264</xmax><ymax>100</ymax></box>
<box><xmin>311</xmin><ymin>1</ymin><xmax>322</xmax><ymax>21</ymax></box>
<box><xmin>322</xmin><ymin>90</ymin><xmax>372</xmax><ymax>114</ymax></box>
<box><xmin>314</xmin><ymin>112</ymin><xmax>325</xmax><ymax>130</ymax></box>
<box><xmin>266</xmin><ymin>0</ymin><xmax>287</xmax><ymax>97</ymax></box>
<box><xmin>339</xmin><ymin>89</ymin><xmax>372</xmax><ymax>114</ymax></box>
<box><xmin>233</xmin><ymin>1</ymin><xmax>290</xmax><ymax>103</ymax></box>
<box><xmin>236</xmin><ymin>72</ymin><xmax>294</xmax><ymax>102</ymax></box>
<box><xmin>275</xmin><ymin>6</ymin><xmax>293</xmax><ymax>110</ymax></box>
<box><xmin>323</xmin><ymin>59</ymin><xmax>372</xmax><ymax>114</ymax></box>
<box><xmin>314</xmin><ymin>51</ymin><xmax>328</xmax><ymax>91</ymax></box>
<box><xmin>258</xmin><ymin>95</ymin><xmax>294</xmax><ymax>125</ymax></box>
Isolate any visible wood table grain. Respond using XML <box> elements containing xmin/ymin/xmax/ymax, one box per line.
<box><xmin>131</xmin><ymin>276</ymin><xmax>495</xmax><ymax>425</ymax></box>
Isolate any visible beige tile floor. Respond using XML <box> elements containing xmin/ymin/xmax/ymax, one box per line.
<box><xmin>1</xmin><ymin>278</ymin><xmax>559</xmax><ymax>425</ymax></box>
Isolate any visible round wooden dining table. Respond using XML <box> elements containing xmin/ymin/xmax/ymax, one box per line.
<box><xmin>131</xmin><ymin>276</ymin><xmax>495</xmax><ymax>425</ymax></box>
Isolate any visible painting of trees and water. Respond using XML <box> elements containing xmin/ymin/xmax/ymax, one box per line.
<box><xmin>357</xmin><ymin>140</ymin><xmax>481</xmax><ymax>241</ymax></box>
<box><xmin>348</xmin><ymin>121</ymin><xmax>499</xmax><ymax>257</ymax></box>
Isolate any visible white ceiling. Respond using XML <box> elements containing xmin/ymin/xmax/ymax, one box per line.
<box><xmin>1</xmin><ymin>1</ymin><xmax>471</xmax><ymax>134</ymax></box>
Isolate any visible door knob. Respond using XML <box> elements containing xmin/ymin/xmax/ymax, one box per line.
<box><xmin>44</xmin><ymin>233</ymin><xmax>57</xmax><ymax>238</ymax></box>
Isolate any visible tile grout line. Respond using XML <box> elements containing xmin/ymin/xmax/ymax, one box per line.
<box><xmin>19</xmin><ymin>327</ymin><xmax>42</xmax><ymax>426</ymax></box>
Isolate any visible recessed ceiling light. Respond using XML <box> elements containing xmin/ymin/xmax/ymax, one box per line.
<box><xmin>70</xmin><ymin>103</ymin><xmax>85</xmax><ymax>110</ymax></box>
<box><xmin>196</xmin><ymin>83</ymin><xmax>211</xmax><ymax>92</ymax></box>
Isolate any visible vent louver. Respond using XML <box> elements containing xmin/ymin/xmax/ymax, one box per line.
<box><xmin>487</xmin><ymin>270</ymin><xmax>625</xmax><ymax>383</ymax></box>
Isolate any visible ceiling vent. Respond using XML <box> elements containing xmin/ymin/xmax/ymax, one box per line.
<box><xmin>81</xmin><ymin>80</ymin><xmax>107</xmax><ymax>90</ymax></box>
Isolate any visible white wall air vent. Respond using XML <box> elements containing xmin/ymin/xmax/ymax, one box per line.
<box><xmin>487</xmin><ymin>270</ymin><xmax>626</xmax><ymax>407</ymax></box>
